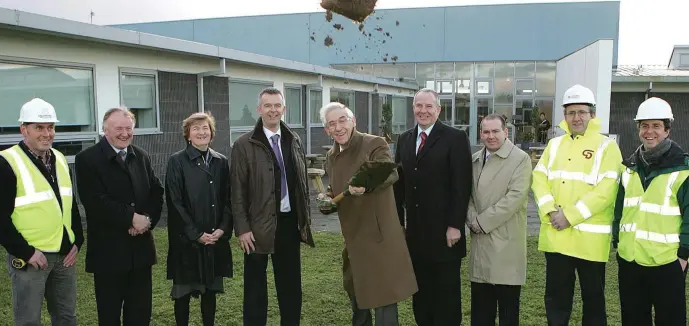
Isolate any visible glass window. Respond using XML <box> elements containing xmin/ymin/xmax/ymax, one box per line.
<box><xmin>285</xmin><ymin>86</ymin><xmax>302</xmax><ymax>126</ymax></box>
<box><xmin>309</xmin><ymin>89</ymin><xmax>323</xmax><ymax>125</ymax></box>
<box><xmin>436</xmin><ymin>81</ymin><xmax>453</xmax><ymax>95</ymax></box>
<box><xmin>120</xmin><ymin>73</ymin><xmax>158</xmax><ymax>129</ymax></box>
<box><xmin>476</xmin><ymin>81</ymin><xmax>492</xmax><ymax>95</ymax></box>
<box><xmin>515</xmin><ymin>62</ymin><xmax>536</xmax><ymax>78</ymax></box>
<box><xmin>454</xmin><ymin>93</ymin><xmax>470</xmax><ymax>126</ymax></box>
<box><xmin>0</xmin><ymin>62</ymin><xmax>95</xmax><ymax>134</ymax></box>
<box><xmin>391</xmin><ymin>96</ymin><xmax>407</xmax><ymax>135</ymax></box>
<box><xmin>434</xmin><ymin>63</ymin><xmax>454</xmax><ymax>80</ymax></box>
<box><xmin>439</xmin><ymin>98</ymin><xmax>452</xmax><ymax>125</ymax></box>
<box><xmin>495</xmin><ymin>62</ymin><xmax>514</xmax><ymax>105</ymax></box>
<box><xmin>516</xmin><ymin>79</ymin><xmax>535</xmax><ymax>96</ymax></box>
<box><xmin>230</xmin><ymin>81</ymin><xmax>272</xmax><ymax>128</ymax></box>
<box><xmin>330</xmin><ymin>90</ymin><xmax>355</xmax><ymax>114</ymax></box>
<box><xmin>475</xmin><ymin>62</ymin><xmax>494</xmax><ymax>78</ymax></box>
<box><xmin>495</xmin><ymin>105</ymin><xmax>513</xmax><ymax>122</ymax></box>
<box><xmin>476</xmin><ymin>98</ymin><xmax>494</xmax><ymax>139</ymax></box>
<box><xmin>536</xmin><ymin>62</ymin><xmax>556</xmax><ymax>97</ymax></box>
<box><xmin>455</xmin><ymin>63</ymin><xmax>472</xmax><ymax>95</ymax></box>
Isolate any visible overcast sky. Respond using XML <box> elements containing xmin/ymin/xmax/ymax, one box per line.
<box><xmin>0</xmin><ymin>0</ymin><xmax>687</xmax><ymax>65</ymax></box>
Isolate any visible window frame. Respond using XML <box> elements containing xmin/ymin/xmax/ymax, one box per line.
<box><xmin>284</xmin><ymin>83</ymin><xmax>304</xmax><ymax>128</ymax></box>
<box><xmin>228</xmin><ymin>78</ymin><xmax>274</xmax><ymax>142</ymax></box>
<box><xmin>0</xmin><ymin>56</ymin><xmax>99</xmax><ymax>158</ymax></box>
<box><xmin>308</xmin><ymin>87</ymin><xmax>324</xmax><ymax>125</ymax></box>
<box><xmin>118</xmin><ymin>67</ymin><xmax>161</xmax><ymax>135</ymax></box>
<box><xmin>329</xmin><ymin>88</ymin><xmax>356</xmax><ymax>114</ymax></box>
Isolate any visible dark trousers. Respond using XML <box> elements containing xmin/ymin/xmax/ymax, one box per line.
<box><xmin>93</xmin><ymin>266</ymin><xmax>153</xmax><ymax>326</ymax></box>
<box><xmin>617</xmin><ymin>254</ymin><xmax>687</xmax><ymax>326</ymax></box>
<box><xmin>411</xmin><ymin>257</ymin><xmax>463</xmax><ymax>326</ymax></box>
<box><xmin>350</xmin><ymin>295</ymin><xmax>399</xmax><ymax>326</ymax></box>
<box><xmin>470</xmin><ymin>282</ymin><xmax>521</xmax><ymax>326</ymax></box>
<box><xmin>243</xmin><ymin>212</ymin><xmax>302</xmax><ymax>326</ymax></box>
<box><xmin>544</xmin><ymin>252</ymin><xmax>606</xmax><ymax>326</ymax></box>
<box><xmin>174</xmin><ymin>292</ymin><xmax>217</xmax><ymax>326</ymax></box>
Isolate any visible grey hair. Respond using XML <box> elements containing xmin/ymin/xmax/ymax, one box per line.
<box><xmin>102</xmin><ymin>106</ymin><xmax>135</xmax><ymax>131</ymax></box>
<box><xmin>257</xmin><ymin>87</ymin><xmax>284</xmax><ymax>106</ymax></box>
<box><xmin>319</xmin><ymin>102</ymin><xmax>354</xmax><ymax>127</ymax></box>
<box><xmin>413</xmin><ymin>88</ymin><xmax>441</xmax><ymax>106</ymax></box>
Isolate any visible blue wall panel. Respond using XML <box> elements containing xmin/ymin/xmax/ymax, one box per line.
<box><xmin>114</xmin><ymin>1</ymin><xmax>620</xmax><ymax>66</ymax></box>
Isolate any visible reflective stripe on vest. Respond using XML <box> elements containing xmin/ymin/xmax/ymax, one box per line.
<box><xmin>537</xmin><ymin>136</ymin><xmax>617</xmax><ymax>186</ymax></box>
<box><xmin>619</xmin><ymin>169</ymin><xmax>689</xmax><ymax>266</ymax></box>
<box><xmin>3</xmin><ymin>147</ymin><xmax>72</xmax><ymax>207</ymax></box>
<box><xmin>533</xmin><ymin>136</ymin><xmax>617</xmax><ymax>232</ymax></box>
<box><xmin>0</xmin><ymin>146</ymin><xmax>74</xmax><ymax>252</ymax></box>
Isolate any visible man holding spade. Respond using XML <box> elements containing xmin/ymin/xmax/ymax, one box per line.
<box><xmin>317</xmin><ymin>102</ymin><xmax>417</xmax><ymax>326</ymax></box>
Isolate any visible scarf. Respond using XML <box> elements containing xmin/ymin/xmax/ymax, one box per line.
<box><xmin>636</xmin><ymin>138</ymin><xmax>673</xmax><ymax>167</ymax></box>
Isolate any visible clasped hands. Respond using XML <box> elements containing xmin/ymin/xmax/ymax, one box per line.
<box><xmin>197</xmin><ymin>229</ymin><xmax>225</xmax><ymax>246</ymax></box>
<box><xmin>128</xmin><ymin>213</ymin><xmax>151</xmax><ymax>236</ymax></box>
<box><xmin>549</xmin><ymin>206</ymin><xmax>571</xmax><ymax>231</ymax></box>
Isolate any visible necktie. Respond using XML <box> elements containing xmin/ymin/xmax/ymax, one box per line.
<box><xmin>118</xmin><ymin>150</ymin><xmax>126</xmax><ymax>163</ymax></box>
<box><xmin>270</xmin><ymin>135</ymin><xmax>287</xmax><ymax>200</ymax></box>
<box><xmin>418</xmin><ymin>131</ymin><xmax>427</xmax><ymax>154</ymax></box>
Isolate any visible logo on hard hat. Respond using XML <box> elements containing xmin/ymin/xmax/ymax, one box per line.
<box><xmin>568</xmin><ymin>94</ymin><xmax>580</xmax><ymax>99</ymax></box>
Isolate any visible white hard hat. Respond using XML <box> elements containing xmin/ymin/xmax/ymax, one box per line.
<box><xmin>18</xmin><ymin>98</ymin><xmax>59</xmax><ymax>123</ymax></box>
<box><xmin>563</xmin><ymin>84</ymin><xmax>596</xmax><ymax>106</ymax></box>
<box><xmin>634</xmin><ymin>97</ymin><xmax>674</xmax><ymax>122</ymax></box>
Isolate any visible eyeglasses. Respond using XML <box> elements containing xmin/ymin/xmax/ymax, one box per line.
<box><xmin>326</xmin><ymin>116</ymin><xmax>352</xmax><ymax>130</ymax></box>
<box><xmin>565</xmin><ymin>110</ymin><xmax>591</xmax><ymax>117</ymax></box>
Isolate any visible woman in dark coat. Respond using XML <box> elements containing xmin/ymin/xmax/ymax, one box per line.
<box><xmin>165</xmin><ymin>112</ymin><xmax>233</xmax><ymax>326</ymax></box>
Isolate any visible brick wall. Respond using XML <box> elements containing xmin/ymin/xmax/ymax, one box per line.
<box><xmin>355</xmin><ymin>91</ymin><xmax>369</xmax><ymax>133</ymax></box>
<box><xmin>203</xmin><ymin>76</ymin><xmax>230</xmax><ymax>157</ymax></box>
<box><xmin>371</xmin><ymin>95</ymin><xmax>380</xmax><ymax>135</ymax></box>
<box><xmin>133</xmin><ymin>71</ymin><xmax>198</xmax><ymax>180</ymax></box>
<box><xmin>310</xmin><ymin>127</ymin><xmax>331</xmax><ymax>154</ymax></box>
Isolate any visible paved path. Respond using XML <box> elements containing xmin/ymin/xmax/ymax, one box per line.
<box><xmin>308</xmin><ymin>176</ymin><xmax>542</xmax><ymax>235</ymax></box>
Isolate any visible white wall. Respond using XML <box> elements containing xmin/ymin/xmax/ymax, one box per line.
<box><xmin>0</xmin><ymin>28</ymin><xmax>414</xmax><ymax>134</ymax></box>
<box><xmin>554</xmin><ymin>39</ymin><xmax>614</xmax><ymax>134</ymax></box>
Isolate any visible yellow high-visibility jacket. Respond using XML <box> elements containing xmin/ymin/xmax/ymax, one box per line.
<box><xmin>532</xmin><ymin>117</ymin><xmax>622</xmax><ymax>262</ymax></box>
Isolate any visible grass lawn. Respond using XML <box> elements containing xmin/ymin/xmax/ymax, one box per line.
<box><xmin>0</xmin><ymin>228</ymin><xmax>686</xmax><ymax>325</ymax></box>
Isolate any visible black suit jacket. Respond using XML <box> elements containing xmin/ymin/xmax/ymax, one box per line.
<box><xmin>394</xmin><ymin>121</ymin><xmax>473</xmax><ymax>262</ymax></box>
<box><xmin>75</xmin><ymin>138</ymin><xmax>164</xmax><ymax>274</ymax></box>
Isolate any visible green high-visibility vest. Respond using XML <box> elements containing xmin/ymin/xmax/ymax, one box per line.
<box><xmin>0</xmin><ymin>145</ymin><xmax>74</xmax><ymax>252</ymax></box>
<box><xmin>618</xmin><ymin>167</ymin><xmax>689</xmax><ymax>266</ymax></box>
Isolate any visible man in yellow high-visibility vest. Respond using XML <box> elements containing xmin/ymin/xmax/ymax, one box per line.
<box><xmin>0</xmin><ymin>98</ymin><xmax>84</xmax><ymax>325</ymax></box>
<box><xmin>613</xmin><ymin>97</ymin><xmax>689</xmax><ymax>325</ymax></box>
<box><xmin>532</xmin><ymin>84</ymin><xmax>622</xmax><ymax>326</ymax></box>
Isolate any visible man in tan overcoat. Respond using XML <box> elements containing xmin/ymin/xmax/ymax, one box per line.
<box><xmin>466</xmin><ymin>114</ymin><xmax>532</xmax><ymax>326</ymax></box>
<box><xmin>317</xmin><ymin>102</ymin><xmax>417</xmax><ymax>326</ymax></box>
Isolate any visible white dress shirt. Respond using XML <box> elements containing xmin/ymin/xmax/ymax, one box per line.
<box><xmin>263</xmin><ymin>127</ymin><xmax>291</xmax><ymax>212</ymax></box>
<box><xmin>416</xmin><ymin>123</ymin><xmax>435</xmax><ymax>154</ymax></box>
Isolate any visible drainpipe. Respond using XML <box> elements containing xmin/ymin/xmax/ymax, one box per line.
<box><xmin>645</xmin><ymin>81</ymin><xmax>653</xmax><ymax>100</ymax></box>
<box><xmin>197</xmin><ymin>58</ymin><xmax>227</xmax><ymax>112</ymax></box>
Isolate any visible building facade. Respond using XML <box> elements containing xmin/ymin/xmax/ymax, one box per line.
<box><xmin>0</xmin><ymin>7</ymin><xmax>418</xmax><ymax>183</ymax></box>
<box><xmin>116</xmin><ymin>1</ymin><xmax>621</xmax><ymax>145</ymax></box>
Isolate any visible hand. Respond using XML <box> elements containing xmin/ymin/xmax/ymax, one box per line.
<box><xmin>446</xmin><ymin>227</ymin><xmax>462</xmax><ymax>247</ymax></box>
<box><xmin>239</xmin><ymin>232</ymin><xmax>256</xmax><ymax>254</ymax></box>
<box><xmin>128</xmin><ymin>227</ymin><xmax>140</xmax><ymax>236</ymax></box>
<box><xmin>680</xmin><ymin>258</ymin><xmax>687</xmax><ymax>272</ymax></box>
<box><xmin>348</xmin><ymin>185</ymin><xmax>366</xmax><ymax>196</ymax></box>
<box><xmin>468</xmin><ymin>223</ymin><xmax>483</xmax><ymax>234</ymax></box>
<box><xmin>28</xmin><ymin>250</ymin><xmax>48</xmax><ymax>270</ymax></box>
<box><xmin>549</xmin><ymin>207</ymin><xmax>570</xmax><ymax>231</ymax></box>
<box><xmin>198</xmin><ymin>233</ymin><xmax>216</xmax><ymax>245</ymax></box>
<box><xmin>63</xmin><ymin>245</ymin><xmax>78</xmax><ymax>267</ymax></box>
<box><xmin>132</xmin><ymin>213</ymin><xmax>151</xmax><ymax>233</ymax></box>
<box><xmin>211</xmin><ymin>229</ymin><xmax>225</xmax><ymax>242</ymax></box>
